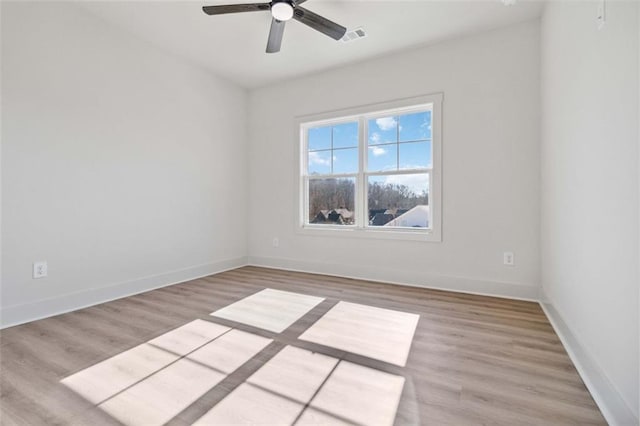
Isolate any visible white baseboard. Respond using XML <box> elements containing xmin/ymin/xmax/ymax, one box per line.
<box><xmin>247</xmin><ymin>255</ymin><xmax>539</xmax><ymax>301</ymax></box>
<box><xmin>0</xmin><ymin>256</ymin><xmax>248</xmax><ymax>329</ymax></box>
<box><xmin>540</xmin><ymin>300</ymin><xmax>638</xmax><ymax>426</ymax></box>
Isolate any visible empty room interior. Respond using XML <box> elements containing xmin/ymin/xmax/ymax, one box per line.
<box><xmin>1</xmin><ymin>0</ymin><xmax>639</xmax><ymax>425</ymax></box>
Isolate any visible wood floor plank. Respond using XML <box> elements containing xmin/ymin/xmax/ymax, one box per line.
<box><xmin>0</xmin><ymin>266</ymin><xmax>606</xmax><ymax>425</ymax></box>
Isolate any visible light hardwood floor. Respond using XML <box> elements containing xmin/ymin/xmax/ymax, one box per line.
<box><xmin>0</xmin><ymin>266</ymin><xmax>606</xmax><ymax>425</ymax></box>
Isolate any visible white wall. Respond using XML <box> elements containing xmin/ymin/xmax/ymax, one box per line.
<box><xmin>0</xmin><ymin>2</ymin><xmax>248</xmax><ymax>327</ymax></box>
<box><xmin>247</xmin><ymin>21</ymin><xmax>541</xmax><ymax>299</ymax></box>
<box><xmin>541</xmin><ymin>1</ymin><xmax>639</xmax><ymax>424</ymax></box>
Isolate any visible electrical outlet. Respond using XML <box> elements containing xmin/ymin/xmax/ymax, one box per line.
<box><xmin>33</xmin><ymin>261</ymin><xmax>48</xmax><ymax>279</ymax></box>
<box><xmin>503</xmin><ymin>252</ymin><xmax>515</xmax><ymax>266</ymax></box>
<box><xmin>272</xmin><ymin>238</ymin><xmax>279</xmax><ymax>248</ymax></box>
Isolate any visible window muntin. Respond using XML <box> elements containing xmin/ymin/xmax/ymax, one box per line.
<box><xmin>307</xmin><ymin>121</ymin><xmax>359</xmax><ymax>176</ymax></box>
<box><xmin>367</xmin><ymin>110</ymin><xmax>432</xmax><ymax>172</ymax></box>
<box><xmin>299</xmin><ymin>95</ymin><xmax>441</xmax><ymax>240</ymax></box>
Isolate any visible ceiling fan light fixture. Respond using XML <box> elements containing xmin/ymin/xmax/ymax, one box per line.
<box><xmin>271</xmin><ymin>2</ymin><xmax>294</xmax><ymax>21</ymax></box>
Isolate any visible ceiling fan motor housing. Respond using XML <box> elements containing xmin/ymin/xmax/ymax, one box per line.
<box><xmin>270</xmin><ymin>0</ymin><xmax>294</xmax><ymax>21</ymax></box>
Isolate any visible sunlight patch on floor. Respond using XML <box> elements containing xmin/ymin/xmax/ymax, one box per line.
<box><xmin>299</xmin><ymin>301</ymin><xmax>420</xmax><ymax>366</ymax></box>
<box><xmin>61</xmin><ymin>290</ymin><xmax>418</xmax><ymax>426</ymax></box>
<box><xmin>61</xmin><ymin>319</ymin><xmax>229</xmax><ymax>404</ymax></box>
<box><xmin>148</xmin><ymin>319</ymin><xmax>230</xmax><ymax>356</ymax></box>
<box><xmin>296</xmin><ymin>360</ymin><xmax>406</xmax><ymax>425</ymax></box>
<box><xmin>210</xmin><ymin>288</ymin><xmax>325</xmax><ymax>333</ymax></box>
<box><xmin>100</xmin><ymin>329</ymin><xmax>271</xmax><ymax>425</ymax></box>
<box><xmin>61</xmin><ymin>320</ymin><xmax>272</xmax><ymax>425</ymax></box>
<box><xmin>194</xmin><ymin>346</ymin><xmax>405</xmax><ymax>426</ymax></box>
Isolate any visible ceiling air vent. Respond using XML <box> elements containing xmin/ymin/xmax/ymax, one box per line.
<box><xmin>341</xmin><ymin>27</ymin><xmax>366</xmax><ymax>43</ymax></box>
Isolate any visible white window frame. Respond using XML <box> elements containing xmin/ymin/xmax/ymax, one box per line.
<box><xmin>295</xmin><ymin>93</ymin><xmax>443</xmax><ymax>242</ymax></box>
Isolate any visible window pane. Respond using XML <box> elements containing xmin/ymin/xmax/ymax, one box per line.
<box><xmin>308</xmin><ymin>150</ymin><xmax>332</xmax><ymax>175</ymax></box>
<box><xmin>333</xmin><ymin>148</ymin><xmax>358</xmax><ymax>174</ymax></box>
<box><xmin>367</xmin><ymin>174</ymin><xmax>429</xmax><ymax>228</ymax></box>
<box><xmin>308</xmin><ymin>178</ymin><xmax>356</xmax><ymax>225</ymax></box>
<box><xmin>399</xmin><ymin>141</ymin><xmax>431</xmax><ymax>170</ymax></box>
<box><xmin>332</xmin><ymin>122</ymin><xmax>358</xmax><ymax>149</ymax></box>
<box><xmin>399</xmin><ymin>111</ymin><xmax>431</xmax><ymax>142</ymax></box>
<box><xmin>308</xmin><ymin>126</ymin><xmax>331</xmax><ymax>151</ymax></box>
<box><xmin>367</xmin><ymin>144</ymin><xmax>397</xmax><ymax>172</ymax></box>
<box><xmin>368</xmin><ymin>116</ymin><xmax>398</xmax><ymax>145</ymax></box>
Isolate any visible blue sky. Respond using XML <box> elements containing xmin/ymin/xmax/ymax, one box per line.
<box><xmin>308</xmin><ymin>122</ymin><xmax>358</xmax><ymax>151</ymax></box>
<box><xmin>368</xmin><ymin>111</ymin><xmax>432</xmax><ymax>145</ymax></box>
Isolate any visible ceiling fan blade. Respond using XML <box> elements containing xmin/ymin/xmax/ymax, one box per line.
<box><xmin>292</xmin><ymin>6</ymin><xmax>346</xmax><ymax>41</ymax></box>
<box><xmin>202</xmin><ymin>3</ymin><xmax>270</xmax><ymax>15</ymax></box>
<box><xmin>266</xmin><ymin>18</ymin><xmax>286</xmax><ymax>53</ymax></box>
<box><xmin>294</xmin><ymin>0</ymin><xmax>308</xmax><ymax>5</ymax></box>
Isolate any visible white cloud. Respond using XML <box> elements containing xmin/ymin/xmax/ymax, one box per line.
<box><xmin>418</xmin><ymin>120</ymin><xmax>432</xmax><ymax>135</ymax></box>
<box><xmin>370</xmin><ymin>132</ymin><xmax>381</xmax><ymax>144</ymax></box>
<box><xmin>370</xmin><ymin>146</ymin><xmax>387</xmax><ymax>157</ymax></box>
<box><xmin>375</xmin><ymin>117</ymin><xmax>397</xmax><ymax>131</ymax></box>
<box><xmin>383</xmin><ymin>174</ymin><xmax>428</xmax><ymax>195</ymax></box>
<box><xmin>309</xmin><ymin>151</ymin><xmax>330</xmax><ymax>166</ymax></box>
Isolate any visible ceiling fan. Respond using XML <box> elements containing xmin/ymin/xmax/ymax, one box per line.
<box><xmin>202</xmin><ymin>0</ymin><xmax>347</xmax><ymax>54</ymax></box>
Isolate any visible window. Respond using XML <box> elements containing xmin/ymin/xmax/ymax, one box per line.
<box><xmin>297</xmin><ymin>94</ymin><xmax>442</xmax><ymax>241</ymax></box>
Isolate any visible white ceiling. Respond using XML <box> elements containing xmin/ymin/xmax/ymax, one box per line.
<box><xmin>79</xmin><ymin>1</ymin><xmax>544</xmax><ymax>89</ymax></box>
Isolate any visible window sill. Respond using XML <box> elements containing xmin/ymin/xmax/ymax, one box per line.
<box><xmin>296</xmin><ymin>225</ymin><xmax>442</xmax><ymax>242</ymax></box>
